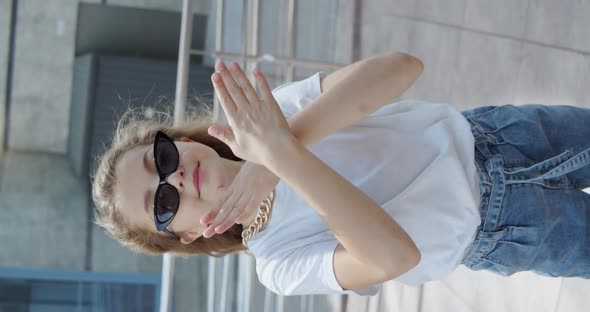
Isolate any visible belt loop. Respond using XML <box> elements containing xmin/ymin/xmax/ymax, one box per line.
<box><xmin>485</xmin><ymin>154</ymin><xmax>500</xmax><ymax>173</ymax></box>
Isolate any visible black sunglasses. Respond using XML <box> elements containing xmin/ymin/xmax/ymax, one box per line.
<box><xmin>151</xmin><ymin>130</ymin><xmax>181</xmax><ymax>239</ymax></box>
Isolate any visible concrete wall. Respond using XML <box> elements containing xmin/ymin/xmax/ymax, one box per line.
<box><xmin>7</xmin><ymin>0</ymin><xmax>77</xmax><ymax>153</ymax></box>
<box><xmin>0</xmin><ymin>151</ymin><xmax>87</xmax><ymax>269</ymax></box>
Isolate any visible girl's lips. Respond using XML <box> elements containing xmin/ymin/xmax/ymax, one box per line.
<box><xmin>193</xmin><ymin>162</ymin><xmax>201</xmax><ymax>198</ymax></box>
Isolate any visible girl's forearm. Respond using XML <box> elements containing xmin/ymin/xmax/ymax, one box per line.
<box><xmin>287</xmin><ymin>52</ymin><xmax>423</xmax><ymax>146</ymax></box>
<box><xmin>263</xmin><ymin>135</ymin><xmax>421</xmax><ymax>274</ymax></box>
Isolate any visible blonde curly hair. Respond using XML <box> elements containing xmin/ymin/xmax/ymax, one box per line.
<box><xmin>91</xmin><ymin>100</ymin><xmax>247</xmax><ymax>257</ymax></box>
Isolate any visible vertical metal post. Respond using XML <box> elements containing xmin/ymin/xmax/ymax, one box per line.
<box><xmin>207</xmin><ymin>257</ymin><xmax>216</xmax><ymax>312</ymax></box>
<box><xmin>209</xmin><ymin>1</ymin><xmax>224</xmax><ymax>311</ymax></box>
<box><xmin>213</xmin><ymin>0</ymin><xmax>226</xmax><ymax>125</ymax></box>
<box><xmin>237</xmin><ymin>1</ymin><xmax>259</xmax><ymax>312</ymax></box>
<box><xmin>173</xmin><ymin>0</ymin><xmax>193</xmax><ymax>127</ymax></box>
<box><xmin>236</xmin><ymin>255</ymin><xmax>247</xmax><ymax>312</ymax></box>
<box><xmin>219</xmin><ymin>255</ymin><xmax>233</xmax><ymax>312</ymax></box>
<box><xmin>285</xmin><ymin>0</ymin><xmax>297</xmax><ymax>82</ymax></box>
<box><xmin>239</xmin><ymin>0</ymin><xmax>248</xmax><ymax>70</ymax></box>
<box><xmin>159</xmin><ymin>255</ymin><xmax>175</xmax><ymax>312</ymax></box>
<box><xmin>306</xmin><ymin>295</ymin><xmax>314</xmax><ymax>312</ymax></box>
<box><xmin>263</xmin><ymin>288</ymin><xmax>273</xmax><ymax>312</ymax></box>
<box><xmin>246</xmin><ymin>0</ymin><xmax>260</xmax><ymax>84</ymax></box>
<box><xmin>237</xmin><ymin>3</ymin><xmax>249</xmax><ymax>312</ymax></box>
<box><xmin>288</xmin><ymin>2</ymin><xmax>299</xmax><ymax>311</ymax></box>
<box><xmin>160</xmin><ymin>1</ymin><xmax>193</xmax><ymax>312</ymax></box>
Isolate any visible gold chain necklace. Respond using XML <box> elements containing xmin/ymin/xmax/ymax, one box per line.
<box><xmin>241</xmin><ymin>190</ymin><xmax>275</xmax><ymax>250</ymax></box>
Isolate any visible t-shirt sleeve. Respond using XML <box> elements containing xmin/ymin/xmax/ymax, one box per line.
<box><xmin>256</xmin><ymin>239</ymin><xmax>382</xmax><ymax>296</ymax></box>
<box><xmin>271</xmin><ymin>72</ymin><xmax>325</xmax><ymax>119</ymax></box>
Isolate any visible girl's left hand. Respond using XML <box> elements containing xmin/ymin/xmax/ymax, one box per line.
<box><xmin>207</xmin><ymin>61</ymin><xmax>294</xmax><ymax>166</ymax></box>
<box><xmin>201</xmin><ymin>161</ymin><xmax>279</xmax><ymax>238</ymax></box>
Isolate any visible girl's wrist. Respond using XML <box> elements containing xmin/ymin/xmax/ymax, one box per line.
<box><xmin>244</xmin><ymin>158</ymin><xmax>279</xmax><ymax>183</ymax></box>
<box><xmin>256</xmin><ymin>132</ymin><xmax>297</xmax><ymax>165</ymax></box>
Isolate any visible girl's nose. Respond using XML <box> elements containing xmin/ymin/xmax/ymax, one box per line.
<box><xmin>165</xmin><ymin>167</ymin><xmax>185</xmax><ymax>192</ymax></box>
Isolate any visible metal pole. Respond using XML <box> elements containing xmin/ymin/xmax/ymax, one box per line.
<box><xmin>213</xmin><ymin>0</ymin><xmax>226</xmax><ymax>125</ymax></box>
<box><xmin>173</xmin><ymin>0</ymin><xmax>193</xmax><ymax>127</ymax></box>
<box><xmin>263</xmin><ymin>288</ymin><xmax>273</xmax><ymax>312</ymax></box>
<box><xmin>159</xmin><ymin>255</ymin><xmax>175</xmax><ymax>312</ymax></box>
<box><xmin>285</xmin><ymin>0</ymin><xmax>297</xmax><ymax>82</ymax></box>
<box><xmin>207</xmin><ymin>257</ymin><xmax>216</xmax><ymax>312</ymax></box>
<box><xmin>219</xmin><ymin>255</ymin><xmax>232</xmax><ymax>312</ymax></box>
<box><xmin>236</xmin><ymin>255</ymin><xmax>246</xmax><ymax>312</ymax></box>
<box><xmin>159</xmin><ymin>1</ymin><xmax>193</xmax><ymax>312</ymax></box>
<box><xmin>239</xmin><ymin>0</ymin><xmax>248</xmax><ymax>69</ymax></box>
<box><xmin>236</xmin><ymin>1</ymin><xmax>259</xmax><ymax>312</ymax></box>
<box><xmin>247</xmin><ymin>0</ymin><xmax>260</xmax><ymax>84</ymax></box>
<box><xmin>189</xmin><ymin>49</ymin><xmax>344</xmax><ymax>71</ymax></box>
<box><xmin>306</xmin><ymin>295</ymin><xmax>314</xmax><ymax>312</ymax></box>
<box><xmin>209</xmin><ymin>1</ymin><xmax>225</xmax><ymax>311</ymax></box>
<box><xmin>237</xmin><ymin>3</ymin><xmax>247</xmax><ymax>312</ymax></box>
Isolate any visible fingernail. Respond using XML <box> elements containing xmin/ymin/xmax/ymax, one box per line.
<box><xmin>211</xmin><ymin>73</ymin><xmax>220</xmax><ymax>82</ymax></box>
<box><xmin>216</xmin><ymin>62</ymin><xmax>226</xmax><ymax>71</ymax></box>
<box><xmin>253</xmin><ymin>68</ymin><xmax>260</xmax><ymax>76</ymax></box>
<box><xmin>229</xmin><ymin>62</ymin><xmax>239</xmax><ymax>71</ymax></box>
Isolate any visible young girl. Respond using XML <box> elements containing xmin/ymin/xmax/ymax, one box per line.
<box><xmin>91</xmin><ymin>52</ymin><xmax>590</xmax><ymax>297</ymax></box>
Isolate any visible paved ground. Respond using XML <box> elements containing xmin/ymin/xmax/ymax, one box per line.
<box><xmin>333</xmin><ymin>1</ymin><xmax>590</xmax><ymax>311</ymax></box>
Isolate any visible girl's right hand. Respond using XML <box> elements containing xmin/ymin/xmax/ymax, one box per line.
<box><xmin>201</xmin><ymin>161</ymin><xmax>279</xmax><ymax>238</ymax></box>
<box><xmin>208</xmin><ymin>61</ymin><xmax>295</xmax><ymax>166</ymax></box>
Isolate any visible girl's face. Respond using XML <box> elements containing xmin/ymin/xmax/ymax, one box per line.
<box><xmin>114</xmin><ymin>137</ymin><xmax>242</xmax><ymax>244</ymax></box>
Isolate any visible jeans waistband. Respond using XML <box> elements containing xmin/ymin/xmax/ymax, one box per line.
<box><xmin>459</xmin><ymin>116</ymin><xmax>496</xmax><ymax>262</ymax></box>
<box><xmin>460</xmin><ymin>145</ymin><xmax>492</xmax><ymax>261</ymax></box>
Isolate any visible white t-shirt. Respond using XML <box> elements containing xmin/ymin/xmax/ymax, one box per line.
<box><xmin>247</xmin><ymin>72</ymin><xmax>482</xmax><ymax>296</ymax></box>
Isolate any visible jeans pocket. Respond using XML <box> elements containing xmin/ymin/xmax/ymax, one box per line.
<box><xmin>481</xmin><ymin>225</ymin><xmax>543</xmax><ymax>276</ymax></box>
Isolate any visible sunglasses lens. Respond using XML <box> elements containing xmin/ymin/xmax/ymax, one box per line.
<box><xmin>155</xmin><ymin>136</ymin><xmax>179</xmax><ymax>175</ymax></box>
<box><xmin>155</xmin><ymin>185</ymin><xmax>179</xmax><ymax>222</ymax></box>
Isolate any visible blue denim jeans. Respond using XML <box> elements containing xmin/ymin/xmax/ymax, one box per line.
<box><xmin>460</xmin><ymin>104</ymin><xmax>590</xmax><ymax>278</ymax></box>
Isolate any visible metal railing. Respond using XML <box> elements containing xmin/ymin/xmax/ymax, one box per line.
<box><xmin>162</xmin><ymin>1</ymin><xmax>347</xmax><ymax>311</ymax></box>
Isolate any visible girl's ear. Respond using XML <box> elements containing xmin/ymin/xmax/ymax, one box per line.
<box><xmin>179</xmin><ymin>230</ymin><xmax>200</xmax><ymax>245</ymax></box>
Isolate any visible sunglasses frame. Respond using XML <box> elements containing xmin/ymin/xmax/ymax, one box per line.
<box><xmin>152</xmin><ymin>130</ymin><xmax>181</xmax><ymax>240</ymax></box>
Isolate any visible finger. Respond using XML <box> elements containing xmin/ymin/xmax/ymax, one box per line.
<box><xmin>200</xmin><ymin>186</ymin><xmax>231</xmax><ymax>230</ymax></box>
<box><xmin>216</xmin><ymin>62</ymin><xmax>250</xmax><ymax>107</ymax></box>
<box><xmin>228</xmin><ymin>62</ymin><xmax>260</xmax><ymax>105</ymax></box>
<box><xmin>211</xmin><ymin>71</ymin><xmax>237</xmax><ymax>123</ymax></box>
<box><xmin>207</xmin><ymin>206</ymin><xmax>233</xmax><ymax>236</ymax></box>
<box><xmin>235</xmin><ymin>195</ymin><xmax>260</xmax><ymax>225</ymax></box>
<box><xmin>200</xmin><ymin>210</ymin><xmax>213</xmax><ymax>226</ymax></box>
<box><xmin>202</xmin><ymin>197</ymin><xmax>234</xmax><ymax>238</ymax></box>
<box><xmin>253</xmin><ymin>68</ymin><xmax>274</xmax><ymax>105</ymax></box>
<box><xmin>208</xmin><ymin>125</ymin><xmax>235</xmax><ymax>147</ymax></box>
<box><xmin>214</xmin><ymin>194</ymin><xmax>249</xmax><ymax>233</ymax></box>
<box><xmin>214</xmin><ymin>201</ymin><xmax>246</xmax><ymax>234</ymax></box>
<box><xmin>205</xmin><ymin>193</ymin><xmax>242</xmax><ymax>237</ymax></box>
<box><xmin>200</xmin><ymin>198</ymin><xmax>226</xmax><ymax>226</ymax></box>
